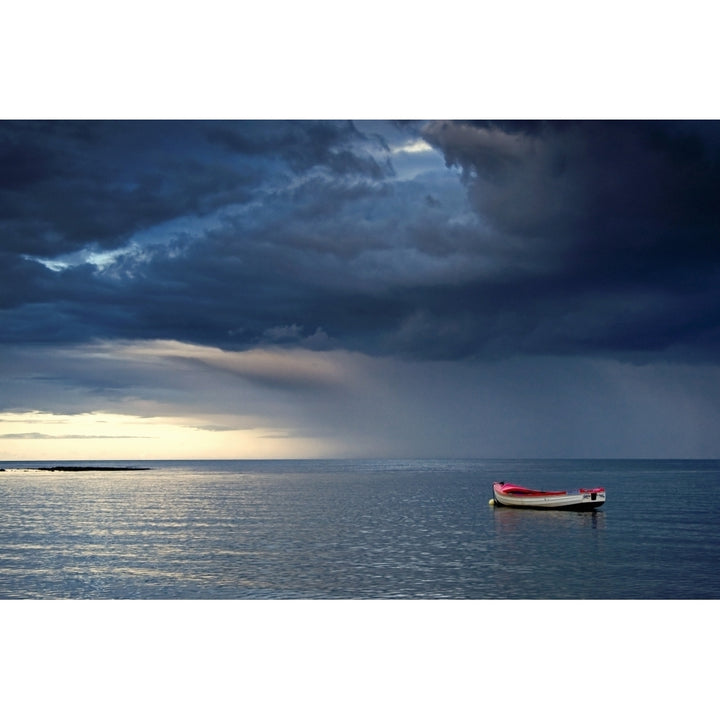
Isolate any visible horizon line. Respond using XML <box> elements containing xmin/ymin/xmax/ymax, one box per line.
<box><xmin>3</xmin><ymin>456</ymin><xmax>720</xmax><ymax>464</ymax></box>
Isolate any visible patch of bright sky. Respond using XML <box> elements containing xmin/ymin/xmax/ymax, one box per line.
<box><xmin>355</xmin><ymin>120</ymin><xmax>450</xmax><ymax>181</ymax></box>
<box><xmin>389</xmin><ymin>140</ymin><xmax>449</xmax><ymax>180</ymax></box>
<box><xmin>28</xmin><ymin>246</ymin><xmax>128</xmax><ymax>272</ymax></box>
<box><xmin>391</xmin><ymin>138</ymin><xmax>435</xmax><ymax>155</ymax></box>
<box><xmin>27</xmin><ymin>212</ymin><xmax>227</xmax><ymax>273</ymax></box>
<box><xmin>0</xmin><ymin>410</ymin><xmax>338</xmax><ymax>460</ymax></box>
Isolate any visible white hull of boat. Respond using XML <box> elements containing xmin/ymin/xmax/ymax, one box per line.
<box><xmin>492</xmin><ymin>485</ymin><xmax>606</xmax><ymax>511</ymax></box>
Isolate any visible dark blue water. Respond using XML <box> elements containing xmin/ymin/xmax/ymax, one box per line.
<box><xmin>1</xmin><ymin>459</ymin><xmax>718</xmax><ymax>598</ymax></box>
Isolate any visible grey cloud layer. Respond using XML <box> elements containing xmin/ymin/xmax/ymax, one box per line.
<box><xmin>420</xmin><ymin>121</ymin><xmax>720</xmax><ymax>359</ymax></box>
<box><xmin>3</xmin><ymin>120</ymin><xmax>720</xmax><ymax>362</ymax></box>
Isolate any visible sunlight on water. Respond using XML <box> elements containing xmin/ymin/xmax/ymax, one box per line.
<box><xmin>1</xmin><ymin>459</ymin><xmax>719</xmax><ymax>598</ymax></box>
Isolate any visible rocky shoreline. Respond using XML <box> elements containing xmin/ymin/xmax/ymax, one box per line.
<box><xmin>0</xmin><ymin>466</ymin><xmax>150</xmax><ymax>472</ymax></box>
<box><xmin>41</xmin><ymin>466</ymin><xmax>150</xmax><ymax>471</ymax></box>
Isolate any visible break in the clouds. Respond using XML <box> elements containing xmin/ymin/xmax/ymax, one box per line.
<box><xmin>2</xmin><ymin>120</ymin><xmax>720</xmax><ymax>458</ymax></box>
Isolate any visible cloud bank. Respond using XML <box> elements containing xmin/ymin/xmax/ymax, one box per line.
<box><xmin>3</xmin><ymin>120</ymin><xmax>720</xmax><ymax>457</ymax></box>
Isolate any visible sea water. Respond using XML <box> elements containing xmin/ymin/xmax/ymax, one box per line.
<box><xmin>1</xmin><ymin>458</ymin><xmax>719</xmax><ymax>599</ymax></box>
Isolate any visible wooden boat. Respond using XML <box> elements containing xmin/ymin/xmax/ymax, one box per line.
<box><xmin>491</xmin><ymin>482</ymin><xmax>605</xmax><ymax>511</ymax></box>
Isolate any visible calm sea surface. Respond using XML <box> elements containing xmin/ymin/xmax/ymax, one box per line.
<box><xmin>1</xmin><ymin>459</ymin><xmax>718</xmax><ymax>599</ymax></box>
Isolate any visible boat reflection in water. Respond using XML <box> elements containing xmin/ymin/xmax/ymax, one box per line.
<box><xmin>492</xmin><ymin>500</ymin><xmax>606</xmax><ymax>532</ymax></box>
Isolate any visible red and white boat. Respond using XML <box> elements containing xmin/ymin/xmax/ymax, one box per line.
<box><xmin>492</xmin><ymin>482</ymin><xmax>605</xmax><ymax>511</ymax></box>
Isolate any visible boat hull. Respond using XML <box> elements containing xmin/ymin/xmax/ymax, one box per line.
<box><xmin>492</xmin><ymin>483</ymin><xmax>605</xmax><ymax>511</ymax></box>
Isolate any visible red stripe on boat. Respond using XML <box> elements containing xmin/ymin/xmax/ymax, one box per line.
<box><xmin>494</xmin><ymin>483</ymin><xmax>567</xmax><ymax>496</ymax></box>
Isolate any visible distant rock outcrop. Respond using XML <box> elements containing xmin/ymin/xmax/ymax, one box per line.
<box><xmin>40</xmin><ymin>466</ymin><xmax>150</xmax><ymax>472</ymax></box>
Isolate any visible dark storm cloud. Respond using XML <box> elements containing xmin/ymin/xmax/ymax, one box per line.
<box><xmin>0</xmin><ymin>120</ymin><xmax>387</xmax><ymax>258</ymax></box>
<box><xmin>207</xmin><ymin>120</ymin><xmax>392</xmax><ymax>179</ymax></box>
<box><xmin>0</xmin><ymin>121</ymin><xmax>253</xmax><ymax>258</ymax></box>
<box><xmin>0</xmin><ymin>120</ymin><xmax>392</xmax><ymax>318</ymax></box>
<box><xmin>423</xmin><ymin>121</ymin><xmax>720</xmax><ymax>273</ymax></box>
<box><xmin>3</xmin><ymin>120</ymin><xmax>720</xmax><ymax>363</ymax></box>
<box><xmin>418</xmin><ymin>120</ymin><xmax>720</xmax><ymax>360</ymax></box>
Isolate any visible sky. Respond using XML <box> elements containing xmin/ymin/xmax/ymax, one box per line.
<box><xmin>3</xmin><ymin>119</ymin><xmax>720</xmax><ymax>459</ymax></box>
